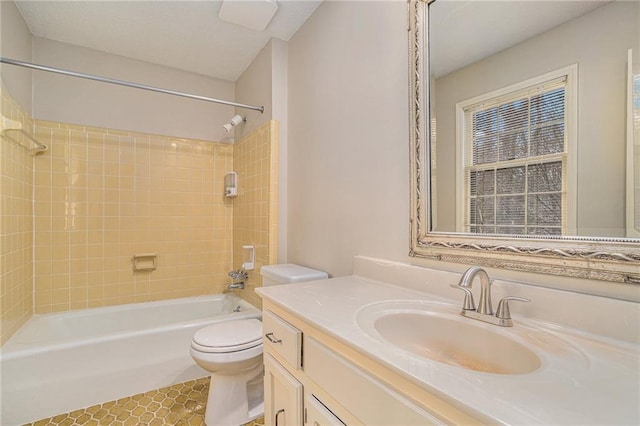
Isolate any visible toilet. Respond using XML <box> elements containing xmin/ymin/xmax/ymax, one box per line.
<box><xmin>190</xmin><ymin>263</ymin><xmax>328</xmax><ymax>426</ymax></box>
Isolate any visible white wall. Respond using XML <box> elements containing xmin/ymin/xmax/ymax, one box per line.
<box><xmin>287</xmin><ymin>1</ymin><xmax>409</xmax><ymax>277</ymax></box>
<box><xmin>433</xmin><ymin>1</ymin><xmax>638</xmax><ymax>237</ymax></box>
<box><xmin>0</xmin><ymin>0</ymin><xmax>32</xmax><ymax>113</ymax></box>
<box><xmin>235</xmin><ymin>40</ymin><xmax>273</xmax><ymax>140</ymax></box>
<box><xmin>271</xmin><ymin>39</ymin><xmax>289</xmax><ymax>264</ymax></box>
<box><xmin>32</xmin><ymin>37</ymin><xmax>235</xmax><ymax>142</ymax></box>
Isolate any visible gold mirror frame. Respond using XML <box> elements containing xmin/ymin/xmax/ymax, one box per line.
<box><xmin>408</xmin><ymin>0</ymin><xmax>640</xmax><ymax>284</ymax></box>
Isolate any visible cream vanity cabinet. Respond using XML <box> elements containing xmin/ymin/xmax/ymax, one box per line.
<box><xmin>262</xmin><ymin>303</ymin><xmax>481</xmax><ymax>426</ymax></box>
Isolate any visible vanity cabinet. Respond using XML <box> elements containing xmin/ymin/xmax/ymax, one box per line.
<box><xmin>264</xmin><ymin>353</ymin><xmax>303</xmax><ymax>426</ymax></box>
<box><xmin>305</xmin><ymin>394</ymin><xmax>345</xmax><ymax>426</ymax></box>
<box><xmin>263</xmin><ymin>310</ymin><xmax>306</xmax><ymax>426</ymax></box>
<box><xmin>262</xmin><ymin>304</ymin><xmax>478</xmax><ymax>426</ymax></box>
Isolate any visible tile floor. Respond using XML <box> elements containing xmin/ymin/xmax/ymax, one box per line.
<box><xmin>24</xmin><ymin>377</ymin><xmax>264</xmax><ymax>426</ymax></box>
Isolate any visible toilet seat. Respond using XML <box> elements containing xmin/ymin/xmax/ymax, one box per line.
<box><xmin>191</xmin><ymin>318</ymin><xmax>263</xmax><ymax>353</ymax></box>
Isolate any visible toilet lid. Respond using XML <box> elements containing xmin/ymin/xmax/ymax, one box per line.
<box><xmin>192</xmin><ymin>318</ymin><xmax>262</xmax><ymax>353</ymax></box>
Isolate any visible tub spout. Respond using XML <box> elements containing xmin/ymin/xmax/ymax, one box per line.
<box><xmin>458</xmin><ymin>266</ymin><xmax>493</xmax><ymax>315</ymax></box>
<box><xmin>228</xmin><ymin>281</ymin><xmax>245</xmax><ymax>290</ymax></box>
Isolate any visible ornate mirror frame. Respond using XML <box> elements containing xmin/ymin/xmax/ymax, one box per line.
<box><xmin>408</xmin><ymin>0</ymin><xmax>640</xmax><ymax>284</ymax></box>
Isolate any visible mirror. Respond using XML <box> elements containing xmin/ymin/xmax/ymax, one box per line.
<box><xmin>408</xmin><ymin>0</ymin><xmax>640</xmax><ymax>283</ymax></box>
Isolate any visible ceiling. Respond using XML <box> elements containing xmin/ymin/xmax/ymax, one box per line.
<box><xmin>430</xmin><ymin>1</ymin><xmax>611</xmax><ymax>78</ymax></box>
<box><xmin>15</xmin><ymin>0</ymin><xmax>323</xmax><ymax>82</ymax></box>
<box><xmin>14</xmin><ymin>1</ymin><xmax>612</xmax><ymax>83</ymax></box>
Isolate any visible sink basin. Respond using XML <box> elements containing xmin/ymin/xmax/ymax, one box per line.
<box><xmin>357</xmin><ymin>301</ymin><xmax>541</xmax><ymax>375</ymax></box>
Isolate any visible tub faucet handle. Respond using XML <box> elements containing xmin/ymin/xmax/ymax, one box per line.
<box><xmin>228</xmin><ymin>269</ymin><xmax>248</xmax><ymax>280</ymax></box>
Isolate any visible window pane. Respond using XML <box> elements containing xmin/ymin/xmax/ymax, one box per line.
<box><xmin>473</xmin><ymin>135</ymin><xmax>498</xmax><ymax>164</ymax></box>
<box><xmin>473</xmin><ymin>108</ymin><xmax>498</xmax><ymax>165</ymax></box>
<box><xmin>531</xmin><ymin>88</ymin><xmax>564</xmax><ymax>126</ymax></box>
<box><xmin>498</xmin><ymin>98</ymin><xmax>529</xmax><ymax>132</ymax></box>
<box><xmin>496</xmin><ymin>195</ymin><xmax>525</xmax><ymax>225</ymax></box>
<box><xmin>496</xmin><ymin>167</ymin><xmax>525</xmax><ymax>194</ymax></box>
<box><xmin>470</xmin><ymin>170</ymin><xmax>495</xmax><ymax>196</ymax></box>
<box><xmin>528</xmin><ymin>162</ymin><xmax>562</xmax><ymax>192</ymax></box>
<box><xmin>528</xmin><ymin>194</ymin><xmax>562</xmax><ymax>226</ymax></box>
<box><xmin>499</xmin><ymin>130</ymin><xmax>528</xmax><ymax>161</ymax></box>
<box><xmin>530</xmin><ymin>123</ymin><xmax>564</xmax><ymax>156</ymax></box>
<box><xmin>470</xmin><ymin>196</ymin><xmax>494</xmax><ymax>225</ymax></box>
<box><xmin>473</xmin><ymin>108</ymin><xmax>498</xmax><ymax>133</ymax></box>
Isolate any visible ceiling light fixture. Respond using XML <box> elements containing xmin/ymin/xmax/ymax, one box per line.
<box><xmin>218</xmin><ymin>0</ymin><xmax>279</xmax><ymax>32</ymax></box>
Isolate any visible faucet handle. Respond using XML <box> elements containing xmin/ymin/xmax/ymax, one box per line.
<box><xmin>449</xmin><ymin>284</ymin><xmax>476</xmax><ymax>311</ymax></box>
<box><xmin>495</xmin><ymin>296</ymin><xmax>530</xmax><ymax>320</ymax></box>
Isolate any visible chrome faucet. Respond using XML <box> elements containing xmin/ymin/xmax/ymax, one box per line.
<box><xmin>459</xmin><ymin>266</ymin><xmax>493</xmax><ymax>315</ymax></box>
<box><xmin>227</xmin><ymin>269</ymin><xmax>248</xmax><ymax>291</ymax></box>
<box><xmin>450</xmin><ymin>266</ymin><xmax>530</xmax><ymax>327</ymax></box>
<box><xmin>227</xmin><ymin>281</ymin><xmax>245</xmax><ymax>290</ymax></box>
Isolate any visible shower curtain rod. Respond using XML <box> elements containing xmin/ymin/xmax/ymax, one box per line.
<box><xmin>0</xmin><ymin>57</ymin><xmax>264</xmax><ymax>113</ymax></box>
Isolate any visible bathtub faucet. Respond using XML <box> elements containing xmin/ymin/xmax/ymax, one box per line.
<box><xmin>227</xmin><ymin>269</ymin><xmax>248</xmax><ymax>291</ymax></box>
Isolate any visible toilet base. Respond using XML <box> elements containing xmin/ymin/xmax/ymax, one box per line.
<box><xmin>204</xmin><ymin>368</ymin><xmax>264</xmax><ymax>426</ymax></box>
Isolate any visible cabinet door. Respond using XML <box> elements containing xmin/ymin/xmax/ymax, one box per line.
<box><xmin>264</xmin><ymin>353</ymin><xmax>303</xmax><ymax>426</ymax></box>
<box><xmin>305</xmin><ymin>395</ymin><xmax>345</xmax><ymax>426</ymax></box>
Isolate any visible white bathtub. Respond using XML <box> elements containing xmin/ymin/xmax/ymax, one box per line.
<box><xmin>0</xmin><ymin>294</ymin><xmax>261</xmax><ymax>426</ymax></box>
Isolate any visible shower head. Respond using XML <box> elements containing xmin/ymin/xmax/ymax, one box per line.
<box><xmin>223</xmin><ymin>115</ymin><xmax>246</xmax><ymax>132</ymax></box>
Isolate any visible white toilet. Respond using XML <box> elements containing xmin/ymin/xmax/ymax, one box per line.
<box><xmin>190</xmin><ymin>264</ymin><xmax>328</xmax><ymax>426</ymax></box>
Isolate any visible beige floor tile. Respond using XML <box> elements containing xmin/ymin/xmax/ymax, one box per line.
<box><xmin>24</xmin><ymin>377</ymin><xmax>264</xmax><ymax>426</ymax></box>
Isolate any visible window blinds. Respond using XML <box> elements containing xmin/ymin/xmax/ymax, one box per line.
<box><xmin>463</xmin><ymin>76</ymin><xmax>568</xmax><ymax>235</ymax></box>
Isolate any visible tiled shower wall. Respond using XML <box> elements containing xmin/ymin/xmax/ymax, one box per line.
<box><xmin>0</xmin><ymin>86</ymin><xmax>34</xmax><ymax>345</ymax></box>
<box><xmin>1</xmin><ymin>85</ymin><xmax>278</xmax><ymax>340</ymax></box>
<box><xmin>232</xmin><ymin>121</ymin><xmax>279</xmax><ymax>308</ymax></box>
<box><xmin>31</xmin><ymin>121</ymin><xmax>235</xmax><ymax>313</ymax></box>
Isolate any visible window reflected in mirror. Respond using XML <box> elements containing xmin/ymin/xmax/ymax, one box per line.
<box><xmin>458</xmin><ymin>68</ymin><xmax>573</xmax><ymax>236</ymax></box>
<box><xmin>428</xmin><ymin>0</ymin><xmax>638</xmax><ymax>239</ymax></box>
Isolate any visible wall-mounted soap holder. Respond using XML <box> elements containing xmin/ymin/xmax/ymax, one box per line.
<box><xmin>242</xmin><ymin>245</ymin><xmax>255</xmax><ymax>270</ymax></box>
<box><xmin>132</xmin><ymin>253</ymin><xmax>157</xmax><ymax>272</ymax></box>
<box><xmin>225</xmin><ymin>171</ymin><xmax>238</xmax><ymax>198</ymax></box>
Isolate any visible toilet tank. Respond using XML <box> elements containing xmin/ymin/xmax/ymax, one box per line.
<box><xmin>260</xmin><ymin>264</ymin><xmax>328</xmax><ymax>286</ymax></box>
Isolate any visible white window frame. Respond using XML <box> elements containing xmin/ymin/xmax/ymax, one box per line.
<box><xmin>455</xmin><ymin>65</ymin><xmax>578</xmax><ymax>235</ymax></box>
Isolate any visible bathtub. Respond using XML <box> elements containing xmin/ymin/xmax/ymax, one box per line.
<box><xmin>0</xmin><ymin>294</ymin><xmax>261</xmax><ymax>426</ymax></box>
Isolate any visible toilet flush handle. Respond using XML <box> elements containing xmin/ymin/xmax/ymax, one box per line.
<box><xmin>265</xmin><ymin>332</ymin><xmax>282</xmax><ymax>344</ymax></box>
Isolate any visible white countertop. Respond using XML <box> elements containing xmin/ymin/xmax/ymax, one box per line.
<box><xmin>256</xmin><ymin>274</ymin><xmax>640</xmax><ymax>425</ymax></box>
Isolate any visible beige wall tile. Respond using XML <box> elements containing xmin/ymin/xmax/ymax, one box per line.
<box><xmin>232</xmin><ymin>120</ymin><xmax>279</xmax><ymax>309</ymax></box>
<box><xmin>29</xmin><ymin>121</ymin><xmax>237</xmax><ymax>313</ymax></box>
<box><xmin>0</xmin><ymin>87</ymin><xmax>35</xmax><ymax>345</ymax></box>
<box><xmin>2</xmin><ymin>85</ymin><xmax>278</xmax><ymax>337</ymax></box>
